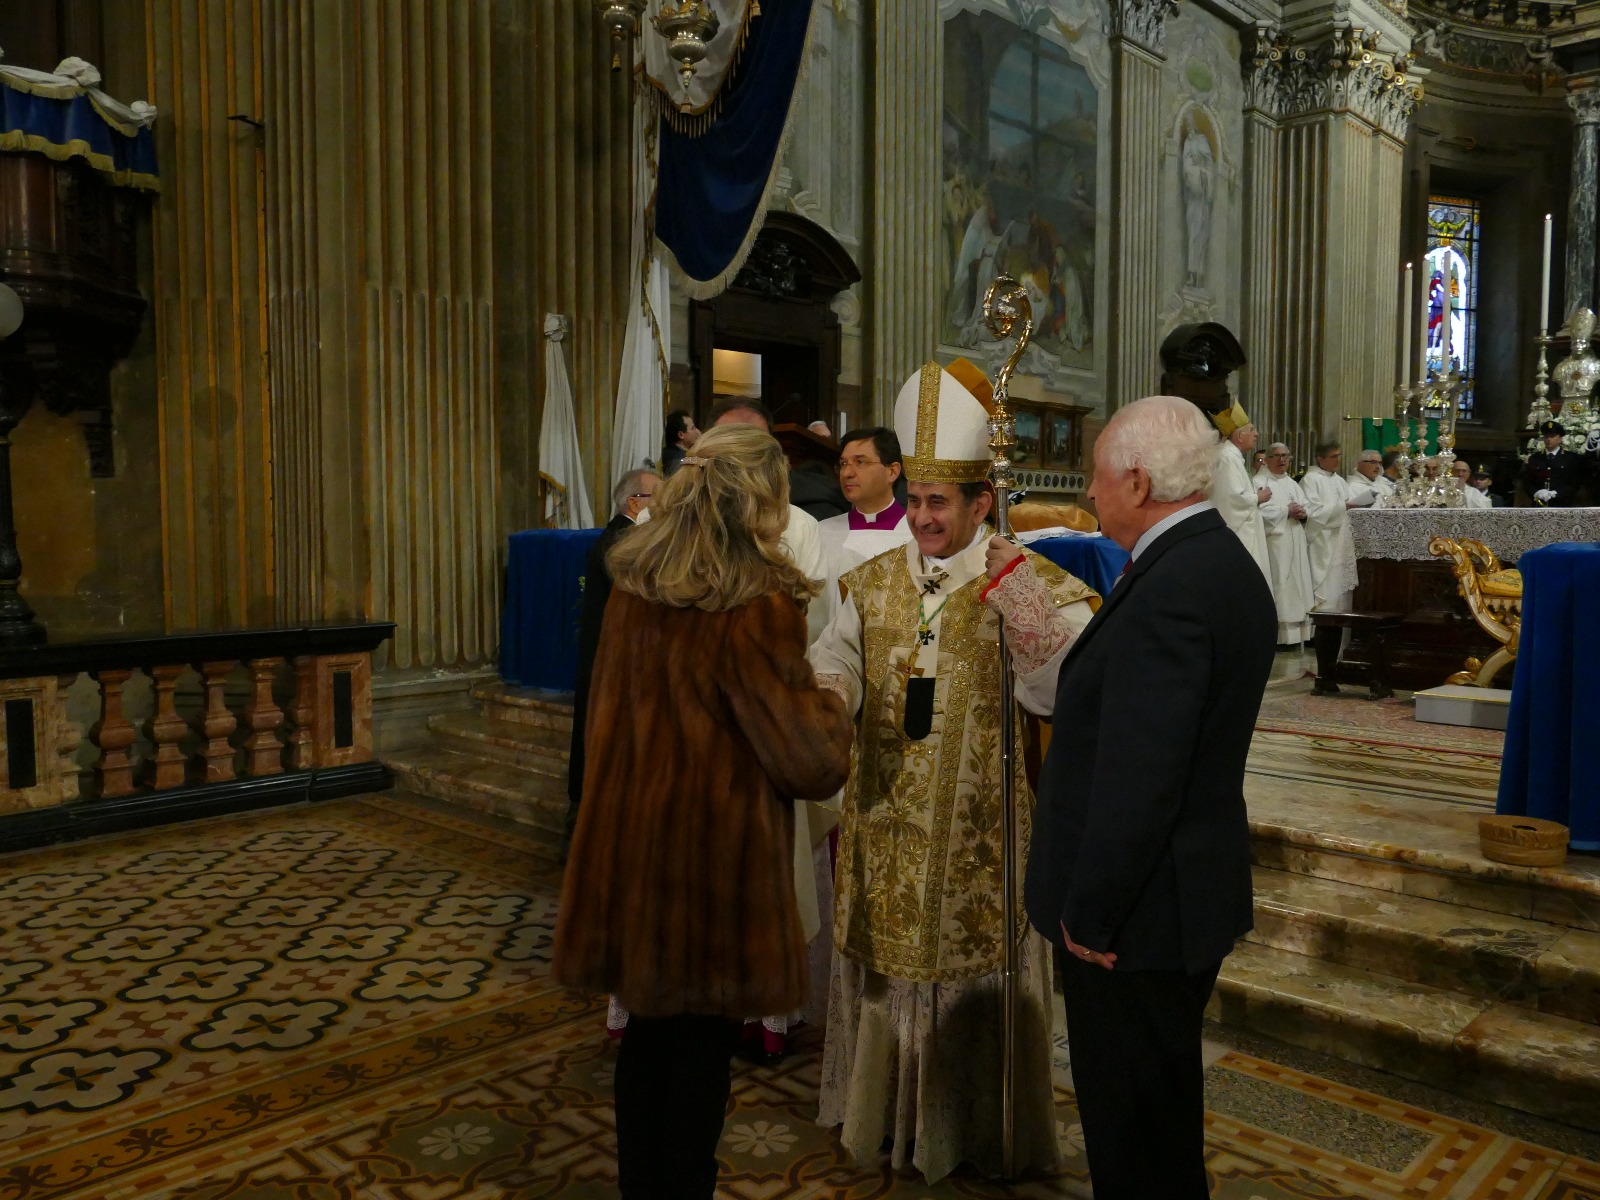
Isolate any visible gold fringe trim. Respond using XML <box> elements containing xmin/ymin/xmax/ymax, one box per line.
<box><xmin>653</xmin><ymin>1</ymin><xmax>816</xmax><ymax>300</ymax></box>
<box><xmin>646</xmin><ymin>0</ymin><xmax>764</xmax><ymax>135</ymax></box>
<box><xmin>0</xmin><ymin>129</ymin><xmax>159</xmax><ymax>191</ymax></box>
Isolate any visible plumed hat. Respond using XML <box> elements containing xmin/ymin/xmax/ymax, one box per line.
<box><xmin>894</xmin><ymin>359</ymin><xmax>995</xmax><ymax>484</ymax></box>
<box><xmin>1211</xmin><ymin>401</ymin><xmax>1252</xmax><ymax>438</ymax></box>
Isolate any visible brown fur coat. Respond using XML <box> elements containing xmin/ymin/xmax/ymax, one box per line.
<box><xmin>553</xmin><ymin>588</ymin><xmax>852</xmax><ymax>1019</ymax></box>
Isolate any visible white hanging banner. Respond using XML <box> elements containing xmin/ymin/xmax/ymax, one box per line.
<box><xmin>540</xmin><ymin>313</ymin><xmax>595</xmax><ymax>530</ymax></box>
<box><xmin>610</xmin><ymin>100</ymin><xmax>671</xmax><ymax>494</ymax></box>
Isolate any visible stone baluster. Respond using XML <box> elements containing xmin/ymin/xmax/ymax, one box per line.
<box><xmin>55</xmin><ymin>673</ymin><xmax>80</xmax><ymax>803</ymax></box>
<box><xmin>143</xmin><ymin>664</ymin><xmax>188</xmax><ymax>791</ymax></box>
<box><xmin>192</xmin><ymin>660</ymin><xmax>238</xmax><ymax>783</ymax></box>
<box><xmin>240</xmin><ymin>657</ymin><xmax>285</xmax><ymax>776</ymax></box>
<box><xmin>286</xmin><ymin>655</ymin><xmax>314</xmax><ymax>771</ymax></box>
<box><xmin>88</xmin><ymin>669</ymin><xmax>137</xmax><ymax>798</ymax></box>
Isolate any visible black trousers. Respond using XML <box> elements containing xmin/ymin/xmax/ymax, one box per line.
<box><xmin>1059</xmin><ymin>953</ymin><xmax>1222</xmax><ymax>1200</ymax></box>
<box><xmin>614</xmin><ymin>1013</ymin><xmax>741</xmax><ymax>1200</ymax></box>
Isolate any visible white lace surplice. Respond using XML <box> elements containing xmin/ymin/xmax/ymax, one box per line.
<box><xmin>818</xmin><ymin>929</ymin><xmax>1061</xmax><ymax>1183</ymax></box>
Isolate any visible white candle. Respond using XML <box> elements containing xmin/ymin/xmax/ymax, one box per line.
<box><xmin>1400</xmin><ymin>262</ymin><xmax>1413</xmax><ymax>388</ymax></box>
<box><xmin>1419</xmin><ymin>259</ymin><xmax>1431</xmax><ymax>381</ymax></box>
<box><xmin>1541</xmin><ymin>213</ymin><xmax>1553</xmax><ymax>333</ymax></box>
<box><xmin>1441</xmin><ymin>263</ymin><xmax>1452</xmax><ymax>370</ymax></box>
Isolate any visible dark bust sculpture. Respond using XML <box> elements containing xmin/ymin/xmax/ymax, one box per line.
<box><xmin>1158</xmin><ymin>322</ymin><xmax>1248</xmax><ymax>420</ymax></box>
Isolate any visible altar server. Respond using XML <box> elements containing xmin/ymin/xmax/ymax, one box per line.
<box><xmin>1206</xmin><ymin>402</ymin><xmax>1272</xmax><ymax>586</ymax></box>
<box><xmin>1300</xmin><ymin>439</ymin><xmax>1360</xmax><ymax>614</ymax></box>
<box><xmin>1256</xmin><ymin>444</ymin><xmax>1315</xmax><ymax>644</ymax></box>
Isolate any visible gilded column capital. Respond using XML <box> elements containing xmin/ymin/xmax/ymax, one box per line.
<box><xmin>1107</xmin><ymin>0</ymin><xmax>1181</xmax><ymax>57</ymax></box>
<box><xmin>1242</xmin><ymin>24</ymin><xmax>1420</xmax><ymax>137</ymax></box>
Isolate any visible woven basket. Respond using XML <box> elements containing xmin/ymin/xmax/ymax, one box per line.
<box><xmin>1479</xmin><ymin>815</ymin><xmax>1569</xmax><ymax>867</ymax></box>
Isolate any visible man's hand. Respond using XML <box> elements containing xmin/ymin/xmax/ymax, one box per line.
<box><xmin>1535</xmin><ymin>488</ymin><xmax>1556</xmax><ymax>504</ymax></box>
<box><xmin>1062</xmin><ymin>922</ymin><xmax>1116</xmax><ymax>970</ymax></box>
<box><xmin>986</xmin><ymin>534</ymin><xmax>1025</xmax><ymax>581</ymax></box>
<box><xmin>1289</xmin><ymin>502</ymin><xmax>1307</xmax><ymax>520</ymax></box>
<box><xmin>1345</xmin><ymin>499</ymin><xmax>1361</xmax><ymax>509</ymax></box>
<box><xmin>1256</xmin><ymin>487</ymin><xmax>1271</xmax><ymax>504</ymax></box>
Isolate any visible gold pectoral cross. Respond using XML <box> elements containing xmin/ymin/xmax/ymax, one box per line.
<box><xmin>895</xmin><ymin>657</ymin><xmax>926</xmax><ymax>684</ymax></box>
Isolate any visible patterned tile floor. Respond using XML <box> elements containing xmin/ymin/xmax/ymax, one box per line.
<box><xmin>0</xmin><ymin>793</ymin><xmax>1595</xmax><ymax>1200</ymax></box>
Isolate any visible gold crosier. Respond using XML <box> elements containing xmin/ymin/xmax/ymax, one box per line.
<box><xmin>980</xmin><ymin>274</ymin><xmax>1032</xmax><ymax>1179</ymax></box>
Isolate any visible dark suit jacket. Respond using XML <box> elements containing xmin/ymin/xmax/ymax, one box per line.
<box><xmin>568</xmin><ymin>513</ymin><xmax>634</xmax><ymax>809</ymax></box>
<box><xmin>1521</xmin><ymin>448</ymin><xmax>1586</xmax><ymax>507</ymax></box>
<box><xmin>1025</xmin><ymin>507</ymin><xmax>1276</xmax><ymax>974</ymax></box>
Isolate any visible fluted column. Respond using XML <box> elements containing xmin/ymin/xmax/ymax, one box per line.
<box><xmin>1106</xmin><ymin>0</ymin><xmax>1177</xmax><ymax>412</ymax></box>
<box><xmin>867</xmin><ymin>0</ymin><xmax>943</xmax><ymax>418</ymax></box>
<box><xmin>146</xmin><ymin>1</ymin><xmax>274</xmax><ymax>631</ymax></box>
<box><xmin>1238</xmin><ymin>25</ymin><xmax>1416</xmax><ymax>460</ymax></box>
<box><xmin>1565</xmin><ymin>81</ymin><xmax>1600</xmax><ymax>322</ymax></box>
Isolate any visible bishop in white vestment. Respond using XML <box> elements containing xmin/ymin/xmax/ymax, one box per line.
<box><xmin>810</xmin><ymin>359</ymin><xmax>1099</xmax><ymax>1183</ymax></box>
<box><xmin>1205</xmin><ymin>401</ymin><xmax>1271</xmax><ymax>586</ymax></box>
<box><xmin>1257</xmin><ymin>444</ymin><xmax>1315</xmax><ymax>643</ymax></box>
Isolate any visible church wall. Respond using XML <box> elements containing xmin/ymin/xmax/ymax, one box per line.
<box><xmin>1407</xmin><ymin>77</ymin><xmax>1571</xmax><ymax>442</ymax></box>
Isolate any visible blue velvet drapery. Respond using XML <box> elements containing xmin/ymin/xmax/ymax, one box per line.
<box><xmin>654</xmin><ymin>0</ymin><xmax>812</xmax><ymax>288</ymax></box>
<box><xmin>0</xmin><ymin>79</ymin><xmax>158</xmax><ymax>189</ymax></box>
<box><xmin>1497</xmin><ymin>541</ymin><xmax>1600</xmax><ymax>850</ymax></box>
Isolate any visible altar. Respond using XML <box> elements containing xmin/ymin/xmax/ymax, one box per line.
<box><xmin>1344</xmin><ymin>507</ymin><xmax>1600</xmax><ymax>690</ymax></box>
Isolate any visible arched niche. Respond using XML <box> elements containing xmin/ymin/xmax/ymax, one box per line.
<box><xmin>687</xmin><ymin>211</ymin><xmax>861</xmax><ymax>430</ymax></box>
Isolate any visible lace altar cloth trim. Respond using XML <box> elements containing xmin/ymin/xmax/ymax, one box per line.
<box><xmin>1351</xmin><ymin>506</ymin><xmax>1600</xmax><ymax>561</ymax></box>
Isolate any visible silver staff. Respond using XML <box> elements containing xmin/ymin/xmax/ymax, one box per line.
<box><xmin>981</xmin><ymin>274</ymin><xmax>1033</xmax><ymax>1178</ymax></box>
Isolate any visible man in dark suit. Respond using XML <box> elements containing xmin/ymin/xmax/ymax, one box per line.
<box><xmin>563</xmin><ymin>467</ymin><xmax>659</xmax><ymax>857</ymax></box>
<box><xmin>1024</xmin><ymin>395</ymin><xmax>1276</xmax><ymax>1198</ymax></box>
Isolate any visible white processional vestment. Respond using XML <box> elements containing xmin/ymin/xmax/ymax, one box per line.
<box><xmin>1346</xmin><ymin>472</ymin><xmax>1389</xmax><ymax>508</ymax></box>
<box><xmin>1301</xmin><ymin>465</ymin><xmax>1360</xmax><ymax>610</ymax></box>
<box><xmin>814</xmin><ymin>506</ymin><xmax>914</xmax><ymax>627</ymax></box>
<box><xmin>1209</xmin><ymin>440</ymin><xmax>1271</xmax><ymax>585</ymax></box>
<box><xmin>1256</xmin><ymin>468</ymin><xmax>1315</xmax><ymax>643</ymax></box>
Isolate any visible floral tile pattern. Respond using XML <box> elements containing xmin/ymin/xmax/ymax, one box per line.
<box><xmin>0</xmin><ymin>792</ymin><xmax>1594</xmax><ymax>1200</ymax></box>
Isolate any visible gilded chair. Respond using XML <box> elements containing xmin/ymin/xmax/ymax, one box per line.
<box><xmin>1428</xmin><ymin>536</ymin><xmax>1522</xmax><ymax>687</ymax></box>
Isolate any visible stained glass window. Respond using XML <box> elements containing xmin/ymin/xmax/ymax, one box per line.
<box><xmin>1425</xmin><ymin>195</ymin><xmax>1481</xmax><ymax>419</ymax></box>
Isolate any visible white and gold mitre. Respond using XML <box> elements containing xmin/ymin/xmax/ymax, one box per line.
<box><xmin>894</xmin><ymin>358</ymin><xmax>995</xmax><ymax>484</ymax></box>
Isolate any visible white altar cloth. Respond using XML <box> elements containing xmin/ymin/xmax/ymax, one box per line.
<box><xmin>1350</xmin><ymin>506</ymin><xmax>1600</xmax><ymax>562</ymax></box>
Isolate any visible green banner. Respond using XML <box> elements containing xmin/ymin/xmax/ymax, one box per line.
<box><xmin>1361</xmin><ymin>418</ymin><xmax>1440</xmax><ymax>457</ymax></box>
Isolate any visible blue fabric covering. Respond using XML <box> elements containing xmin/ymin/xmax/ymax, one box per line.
<box><xmin>1497</xmin><ymin>542</ymin><xmax>1600</xmax><ymax>850</ymax></box>
<box><xmin>654</xmin><ymin>0</ymin><xmax>812</xmax><ymax>285</ymax></box>
<box><xmin>1030</xmin><ymin>534</ymin><xmax>1130</xmax><ymax>600</ymax></box>
<box><xmin>0</xmin><ymin>80</ymin><xmax>158</xmax><ymax>188</ymax></box>
<box><xmin>499</xmin><ymin>527</ymin><xmax>1130</xmax><ymax>694</ymax></box>
<box><xmin>500</xmin><ymin>528</ymin><xmax>602</xmax><ymax>693</ymax></box>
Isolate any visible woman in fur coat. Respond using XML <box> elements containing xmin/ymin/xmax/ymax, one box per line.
<box><xmin>553</xmin><ymin>423</ymin><xmax>853</xmax><ymax>1199</ymax></box>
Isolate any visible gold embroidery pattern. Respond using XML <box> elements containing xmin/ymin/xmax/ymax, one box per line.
<box><xmin>915</xmin><ymin>361</ymin><xmax>941</xmax><ymax>463</ymax></box>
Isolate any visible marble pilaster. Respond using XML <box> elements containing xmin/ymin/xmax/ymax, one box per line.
<box><xmin>1565</xmin><ymin>82</ymin><xmax>1600</xmax><ymax>323</ymax></box>
<box><xmin>1106</xmin><ymin>0</ymin><xmax>1179</xmax><ymax>412</ymax></box>
<box><xmin>867</xmin><ymin>0</ymin><xmax>944</xmax><ymax>419</ymax></box>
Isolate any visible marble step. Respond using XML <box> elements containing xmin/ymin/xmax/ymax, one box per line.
<box><xmin>383</xmin><ymin>747</ymin><xmax>567</xmax><ymax>846</ymax></box>
<box><xmin>471</xmin><ymin>683</ymin><xmax>575</xmax><ymax>735</ymax></box>
<box><xmin>1245</xmin><ymin>777</ymin><xmax>1600</xmax><ymax>933</ymax></box>
<box><xmin>1249</xmin><ymin>866</ymin><xmax>1600</xmax><ymax>1023</ymax></box>
<box><xmin>429</xmin><ymin>712</ymin><xmax>568</xmax><ymax>778</ymax></box>
<box><xmin>1212</xmin><ymin>940</ymin><xmax>1600</xmax><ymax>1133</ymax></box>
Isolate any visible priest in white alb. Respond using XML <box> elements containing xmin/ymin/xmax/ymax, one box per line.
<box><xmin>1346</xmin><ymin>449</ymin><xmax>1393</xmax><ymax>508</ymax></box>
<box><xmin>815</xmin><ymin>426</ymin><xmax>914</xmax><ymax>623</ymax></box>
<box><xmin>1206</xmin><ymin>401</ymin><xmax>1271</xmax><ymax>586</ymax></box>
<box><xmin>809</xmin><ymin>358</ymin><xmax>1100</xmax><ymax>1183</ymax></box>
<box><xmin>1300</xmin><ymin>439</ymin><xmax>1360</xmax><ymax>614</ymax></box>
<box><xmin>1256</xmin><ymin>443</ymin><xmax>1315</xmax><ymax>644</ymax></box>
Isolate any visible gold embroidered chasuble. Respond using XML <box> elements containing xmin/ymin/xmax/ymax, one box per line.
<box><xmin>830</xmin><ymin>538</ymin><xmax>1097</xmax><ymax>983</ymax></box>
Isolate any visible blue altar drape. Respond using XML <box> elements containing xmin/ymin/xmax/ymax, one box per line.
<box><xmin>0</xmin><ymin>80</ymin><xmax>158</xmax><ymax>189</ymax></box>
<box><xmin>1496</xmin><ymin>541</ymin><xmax>1600</xmax><ymax>850</ymax></box>
<box><xmin>654</xmin><ymin>0</ymin><xmax>812</xmax><ymax>287</ymax></box>
<box><xmin>497</xmin><ymin>528</ymin><xmax>1128</xmax><ymax>694</ymax></box>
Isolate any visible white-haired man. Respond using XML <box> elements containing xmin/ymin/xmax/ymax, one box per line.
<box><xmin>1451</xmin><ymin>459</ymin><xmax>1492</xmax><ymax>508</ymax></box>
<box><xmin>1347</xmin><ymin>449</ymin><xmax>1392</xmax><ymax>508</ymax></box>
<box><xmin>1256</xmin><ymin>444</ymin><xmax>1315</xmax><ymax>644</ymax></box>
<box><xmin>1205</xmin><ymin>401</ymin><xmax>1271</xmax><ymax>586</ymax></box>
<box><xmin>1028</xmin><ymin>395</ymin><xmax>1275</xmax><ymax>1200</ymax></box>
<box><xmin>1301</xmin><ymin>439</ymin><xmax>1360</xmax><ymax>615</ymax></box>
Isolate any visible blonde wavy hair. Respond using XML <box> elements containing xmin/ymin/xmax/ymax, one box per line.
<box><xmin>607</xmin><ymin>424</ymin><xmax>818</xmax><ymax>611</ymax></box>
